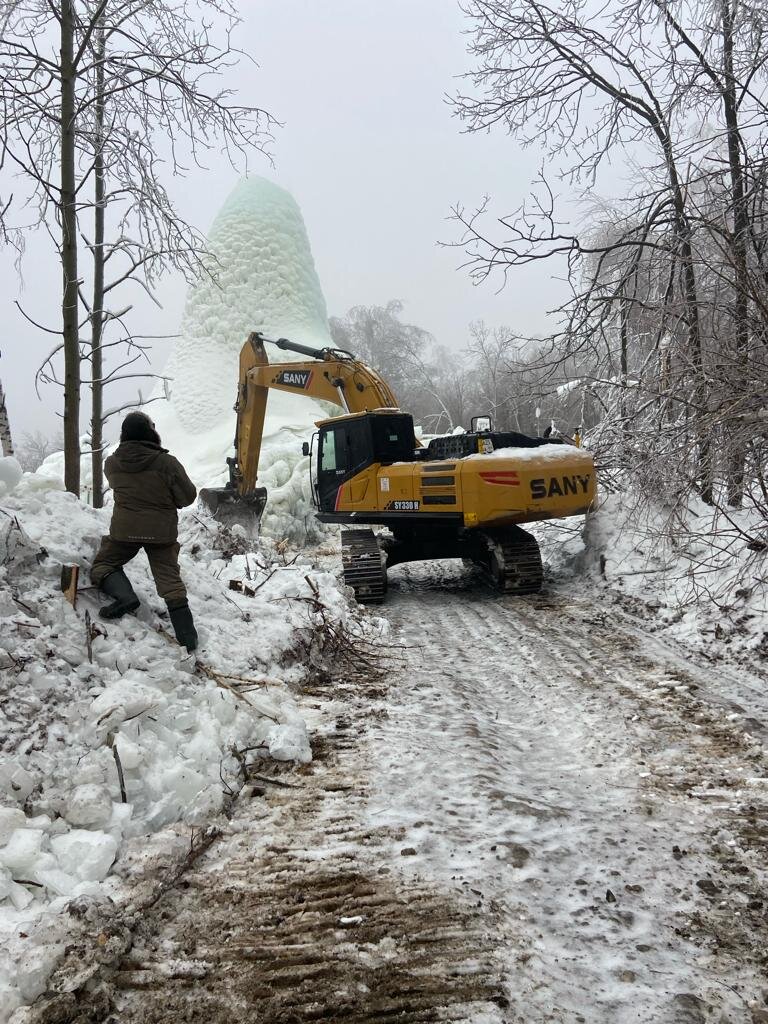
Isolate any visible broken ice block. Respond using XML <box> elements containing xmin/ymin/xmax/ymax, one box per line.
<box><xmin>0</xmin><ymin>761</ymin><xmax>37</xmax><ymax>802</ymax></box>
<box><xmin>0</xmin><ymin>828</ymin><xmax>45</xmax><ymax>875</ymax></box>
<box><xmin>50</xmin><ymin>830</ymin><xmax>117</xmax><ymax>882</ymax></box>
<box><xmin>64</xmin><ymin>784</ymin><xmax>113</xmax><ymax>828</ymax></box>
<box><xmin>0</xmin><ymin>807</ymin><xmax>27</xmax><ymax>844</ymax></box>
<box><xmin>0</xmin><ymin>866</ymin><xmax>34</xmax><ymax>910</ymax></box>
<box><xmin>268</xmin><ymin>723</ymin><xmax>312</xmax><ymax>764</ymax></box>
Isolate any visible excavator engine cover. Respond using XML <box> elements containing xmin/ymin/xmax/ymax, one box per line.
<box><xmin>198</xmin><ymin>486</ymin><xmax>267</xmax><ymax>532</ymax></box>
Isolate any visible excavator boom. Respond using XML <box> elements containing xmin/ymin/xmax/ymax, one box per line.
<box><xmin>198</xmin><ymin>332</ymin><xmax>399</xmax><ymax>523</ymax></box>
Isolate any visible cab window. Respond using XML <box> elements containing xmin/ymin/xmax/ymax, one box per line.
<box><xmin>371</xmin><ymin>415</ymin><xmax>416</xmax><ymax>463</ymax></box>
<box><xmin>320</xmin><ymin>429</ymin><xmax>338</xmax><ymax>471</ymax></box>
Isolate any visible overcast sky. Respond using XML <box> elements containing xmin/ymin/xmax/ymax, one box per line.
<box><xmin>2</xmin><ymin>0</ymin><xmax>566</xmax><ymax>440</ymax></box>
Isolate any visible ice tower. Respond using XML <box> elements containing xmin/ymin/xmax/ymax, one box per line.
<box><xmin>152</xmin><ymin>177</ymin><xmax>335</xmax><ymax>535</ymax></box>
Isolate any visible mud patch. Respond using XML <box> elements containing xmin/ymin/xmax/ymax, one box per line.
<box><xmin>103</xmin><ymin>864</ymin><xmax>506</xmax><ymax>1023</ymax></box>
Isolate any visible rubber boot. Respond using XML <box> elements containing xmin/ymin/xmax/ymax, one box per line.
<box><xmin>98</xmin><ymin>569</ymin><xmax>140</xmax><ymax>620</ymax></box>
<box><xmin>167</xmin><ymin>599</ymin><xmax>198</xmax><ymax>653</ymax></box>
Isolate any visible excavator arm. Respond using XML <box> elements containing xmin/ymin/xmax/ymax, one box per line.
<box><xmin>233</xmin><ymin>333</ymin><xmax>398</xmax><ymax>493</ymax></box>
<box><xmin>199</xmin><ymin>332</ymin><xmax>401</xmax><ymax>519</ymax></box>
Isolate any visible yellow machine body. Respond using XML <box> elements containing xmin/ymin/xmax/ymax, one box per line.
<box><xmin>325</xmin><ymin>412</ymin><xmax>595</xmax><ymax>528</ymax></box>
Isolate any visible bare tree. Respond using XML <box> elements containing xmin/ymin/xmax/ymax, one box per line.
<box><xmin>450</xmin><ymin>0</ymin><xmax>768</xmax><ymax>603</ymax></box>
<box><xmin>0</xmin><ymin>0</ymin><xmax>274</xmax><ymax>499</ymax></box>
<box><xmin>15</xmin><ymin>430</ymin><xmax>64</xmax><ymax>471</ymax></box>
<box><xmin>467</xmin><ymin>320</ymin><xmax>521</xmax><ymax>429</ymax></box>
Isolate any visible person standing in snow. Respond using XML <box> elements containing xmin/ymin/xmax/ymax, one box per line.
<box><xmin>90</xmin><ymin>411</ymin><xmax>199</xmax><ymax>652</ymax></box>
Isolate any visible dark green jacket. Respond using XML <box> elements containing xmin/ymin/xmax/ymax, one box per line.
<box><xmin>105</xmin><ymin>441</ymin><xmax>197</xmax><ymax>544</ymax></box>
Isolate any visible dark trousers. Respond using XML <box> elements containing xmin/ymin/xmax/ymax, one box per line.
<box><xmin>91</xmin><ymin>537</ymin><xmax>187</xmax><ymax>603</ymax></box>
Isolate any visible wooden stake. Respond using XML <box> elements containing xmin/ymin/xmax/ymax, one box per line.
<box><xmin>60</xmin><ymin>564</ymin><xmax>79</xmax><ymax>609</ymax></box>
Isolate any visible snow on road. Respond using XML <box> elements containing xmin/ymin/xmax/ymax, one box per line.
<box><xmin>371</xmin><ymin>562</ymin><xmax>768</xmax><ymax>1023</ymax></box>
<box><xmin>33</xmin><ymin>557</ymin><xmax>768</xmax><ymax>1024</ymax></box>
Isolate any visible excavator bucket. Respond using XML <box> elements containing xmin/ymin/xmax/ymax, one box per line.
<box><xmin>198</xmin><ymin>486</ymin><xmax>268</xmax><ymax>533</ymax></box>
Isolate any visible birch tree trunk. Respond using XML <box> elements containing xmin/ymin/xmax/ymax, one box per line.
<box><xmin>0</xmin><ymin>379</ymin><xmax>14</xmax><ymax>457</ymax></box>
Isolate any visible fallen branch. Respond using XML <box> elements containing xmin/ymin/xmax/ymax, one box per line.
<box><xmin>249</xmin><ymin>773</ymin><xmax>298</xmax><ymax>790</ymax></box>
<box><xmin>106</xmin><ymin>733</ymin><xmax>128</xmax><ymax>803</ymax></box>
<box><xmin>194</xmin><ymin>661</ymin><xmax>280</xmax><ymax>720</ymax></box>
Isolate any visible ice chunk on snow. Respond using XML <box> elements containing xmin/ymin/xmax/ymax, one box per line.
<box><xmin>0</xmin><ymin>866</ymin><xmax>34</xmax><ymax>910</ymax></box>
<box><xmin>0</xmin><ymin>808</ymin><xmax>27</xmax><ymax>845</ymax></box>
<box><xmin>160</xmin><ymin>765</ymin><xmax>208</xmax><ymax>809</ymax></box>
<box><xmin>50</xmin><ymin>830</ymin><xmax>117</xmax><ymax>883</ymax></box>
<box><xmin>267</xmin><ymin>722</ymin><xmax>312</xmax><ymax>764</ymax></box>
<box><xmin>183</xmin><ymin>785</ymin><xmax>225</xmax><ymax>826</ymax></box>
<box><xmin>112</xmin><ymin>735</ymin><xmax>141</xmax><ymax>770</ymax></box>
<box><xmin>89</xmin><ymin>680</ymin><xmax>158</xmax><ymax>728</ymax></box>
<box><xmin>34</xmin><ymin>867</ymin><xmax>78</xmax><ymax>897</ymax></box>
<box><xmin>13</xmin><ymin>945</ymin><xmax>56</xmax><ymax>1003</ymax></box>
<box><xmin>0</xmin><ymin>456</ymin><xmax>22</xmax><ymax>495</ymax></box>
<box><xmin>64</xmin><ymin>785</ymin><xmax>114</xmax><ymax>828</ymax></box>
<box><xmin>0</xmin><ymin>829</ymin><xmax>45</xmax><ymax>875</ymax></box>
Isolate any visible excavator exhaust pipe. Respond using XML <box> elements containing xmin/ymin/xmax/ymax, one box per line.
<box><xmin>198</xmin><ymin>486</ymin><xmax>268</xmax><ymax>533</ymax></box>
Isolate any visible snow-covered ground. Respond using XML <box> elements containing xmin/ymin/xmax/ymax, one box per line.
<box><xmin>0</xmin><ymin>470</ymin><xmax>367</xmax><ymax>1020</ymax></box>
<box><xmin>27</xmin><ymin>549</ymin><xmax>768</xmax><ymax>1024</ymax></box>
<box><xmin>369</xmin><ymin>559</ymin><xmax>768</xmax><ymax>1022</ymax></box>
<box><xmin>536</xmin><ymin>487</ymin><xmax>768</xmax><ymax>667</ymax></box>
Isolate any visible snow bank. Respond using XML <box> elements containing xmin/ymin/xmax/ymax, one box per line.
<box><xmin>0</xmin><ymin>478</ymin><xmax>358</xmax><ymax>1017</ymax></box>
<box><xmin>535</xmin><ymin>483</ymin><xmax>768</xmax><ymax>660</ymax></box>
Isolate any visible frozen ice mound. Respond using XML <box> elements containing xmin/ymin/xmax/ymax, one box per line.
<box><xmin>161</xmin><ymin>175</ymin><xmax>333</xmax><ymax>432</ymax></box>
<box><xmin>152</xmin><ymin>177</ymin><xmax>336</xmax><ymax>489</ymax></box>
<box><xmin>145</xmin><ymin>176</ymin><xmax>342</xmax><ymax>541</ymax></box>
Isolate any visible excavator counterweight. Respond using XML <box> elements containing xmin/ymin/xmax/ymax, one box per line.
<box><xmin>203</xmin><ymin>333</ymin><xmax>597</xmax><ymax>600</ymax></box>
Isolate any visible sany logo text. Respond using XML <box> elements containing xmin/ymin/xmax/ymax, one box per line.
<box><xmin>276</xmin><ymin>370</ymin><xmax>313</xmax><ymax>388</ymax></box>
<box><xmin>530</xmin><ymin>474</ymin><xmax>591</xmax><ymax>499</ymax></box>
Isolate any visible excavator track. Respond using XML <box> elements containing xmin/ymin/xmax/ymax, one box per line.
<box><xmin>341</xmin><ymin>528</ymin><xmax>387</xmax><ymax>603</ymax></box>
<box><xmin>479</xmin><ymin>526</ymin><xmax>543</xmax><ymax>595</ymax></box>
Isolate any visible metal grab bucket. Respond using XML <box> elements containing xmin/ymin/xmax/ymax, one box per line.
<box><xmin>197</xmin><ymin>486</ymin><xmax>268</xmax><ymax>532</ymax></box>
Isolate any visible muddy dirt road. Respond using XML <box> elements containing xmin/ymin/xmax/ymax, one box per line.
<box><xmin>39</xmin><ymin>562</ymin><xmax>768</xmax><ymax>1024</ymax></box>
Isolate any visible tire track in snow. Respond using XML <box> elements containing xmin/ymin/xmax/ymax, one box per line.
<box><xmin>371</xmin><ymin>560</ymin><xmax>768</xmax><ymax>1024</ymax></box>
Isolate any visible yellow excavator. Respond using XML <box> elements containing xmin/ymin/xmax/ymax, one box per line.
<box><xmin>200</xmin><ymin>333</ymin><xmax>597</xmax><ymax>602</ymax></box>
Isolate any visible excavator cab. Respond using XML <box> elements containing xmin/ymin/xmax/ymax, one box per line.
<box><xmin>313</xmin><ymin>411</ymin><xmax>416</xmax><ymax>513</ymax></box>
